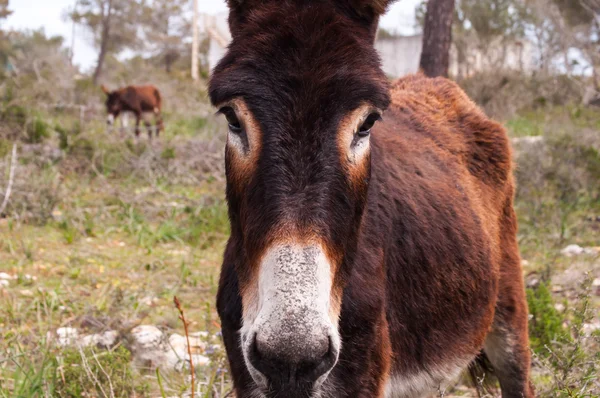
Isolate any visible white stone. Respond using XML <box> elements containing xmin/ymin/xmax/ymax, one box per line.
<box><xmin>561</xmin><ymin>244</ymin><xmax>599</xmax><ymax>257</ymax></box>
<box><xmin>166</xmin><ymin>333</ymin><xmax>211</xmax><ymax>370</ymax></box>
<box><xmin>583</xmin><ymin>322</ymin><xmax>600</xmax><ymax>337</ymax></box>
<box><xmin>80</xmin><ymin>330</ymin><xmax>119</xmax><ymax>348</ymax></box>
<box><xmin>56</xmin><ymin>327</ymin><xmax>79</xmax><ymax>347</ymax></box>
<box><xmin>130</xmin><ymin>325</ymin><xmax>168</xmax><ymax>368</ymax></box>
<box><xmin>0</xmin><ymin>280</ymin><xmax>9</xmax><ymax>288</ymax></box>
<box><xmin>0</xmin><ymin>272</ymin><xmax>15</xmax><ymax>280</ymax></box>
<box><xmin>131</xmin><ymin>325</ymin><xmax>165</xmax><ymax>350</ymax></box>
<box><xmin>511</xmin><ymin>136</ymin><xmax>544</xmax><ymax>144</ymax></box>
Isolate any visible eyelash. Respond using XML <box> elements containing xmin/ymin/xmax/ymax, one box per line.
<box><xmin>357</xmin><ymin>113</ymin><xmax>382</xmax><ymax>138</ymax></box>
<box><xmin>219</xmin><ymin>107</ymin><xmax>243</xmax><ymax>134</ymax></box>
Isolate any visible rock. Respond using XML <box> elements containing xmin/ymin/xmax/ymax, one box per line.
<box><xmin>131</xmin><ymin>325</ymin><xmax>166</xmax><ymax>350</ymax></box>
<box><xmin>526</xmin><ymin>276</ymin><xmax>540</xmax><ymax>289</ymax></box>
<box><xmin>140</xmin><ymin>296</ymin><xmax>159</xmax><ymax>307</ymax></box>
<box><xmin>130</xmin><ymin>325</ymin><xmax>169</xmax><ymax>368</ymax></box>
<box><xmin>129</xmin><ymin>326</ymin><xmax>215</xmax><ymax>371</ymax></box>
<box><xmin>165</xmin><ymin>333</ymin><xmax>211</xmax><ymax>371</ymax></box>
<box><xmin>169</xmin><ymin>333</ymin><xmax>207</xmax><ymax>354</ymax></box>
<box><xmin>80</xmin><ymin>330</ymin><xmax>119</xmax><ymax>349</ymax></box>
<box><xmin>552</xmin><ymin>285</ymin><xmax>564</xmax><ymax>294</ymax></box>
<box><xmin>56</xmin><ymin>327</ymin><xmax>79</xmax><ymax>347</ymax></box>
<box><xmin>583</xmin><ymin>321</ymin><xmax>600</xmax><ymax>337</ymax></box>
<box><xmin>0</xmin><ymin>272</ymin><xmax>15</xmax><ymax>280</ymax></box>
<box><xmin>511</xmin><ymin>136</ymin><xmax>544</xmax><ymax>145</ymax></box>
<box><xmin>0</xmin><ymin>280</ymin><xmax>9</xmax><ymax>288</ymax></box>
<box><xmin>554</xmin><ymin>303</ymin><xmax>566</xmax><ymax>312</ymax></box>
<box><xmin>593</xmin><ymin>278</ymin><xmax>600</xmax><ymax>297</ymax></box>
<box><xmin>560</xmin><ymin>244</ymin><xmax>600</xmax><ymax>257</ymax></box>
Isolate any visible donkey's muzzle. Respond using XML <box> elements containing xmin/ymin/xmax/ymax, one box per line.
<box><xmin>248</xmin><ymin>332</ymin><xmax>337</xmax><ymax>390</ymax></box>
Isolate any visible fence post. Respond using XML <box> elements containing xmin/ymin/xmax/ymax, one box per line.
<box><xmin>79</xmin><ymin>105</ymin><xmax>85</xmax><ymax>128</ymax></box>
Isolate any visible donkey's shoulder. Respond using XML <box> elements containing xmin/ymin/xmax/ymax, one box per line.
<box><xmin>388</xmin><ymin>74</ymin><xmax>513</xmax><ymax>188</ymax></box>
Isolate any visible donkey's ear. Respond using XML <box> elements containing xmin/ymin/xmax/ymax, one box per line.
<box><xmin>347</xmin><ymin>0</ymin><xmax>396</xmax><ymax>17</ymax></box>
<box><xmin>101</xmin><ymin>85</ymin><xmax>110</xmax><ymax>95</ymax></box>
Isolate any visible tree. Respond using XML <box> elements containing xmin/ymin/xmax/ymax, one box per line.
<box><xmin>0</xmin><ymin>0</ymin><xmax>11</xmax><ymax>20</ymax></box>
<box><xmin>140</xmin><ymin>0</ymin><xmax>190</xmax><ymax>73</ymax></box>
<box><xmin>69</xmin><ymin>0</ymin><xmax>143</xmax><ymax>84</ymax></box>
<box><xmin>0</xmin><ymin>0</ymin><xmax>13</xmax><ymax>70</ymax></box>
<box><xmin>419</xmin><ymin>0</ymin><xmax>456</xmax><ymax>77</ymax></box>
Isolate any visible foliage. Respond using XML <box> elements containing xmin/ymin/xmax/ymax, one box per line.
<box><xmin>140</xmin><ymin>0</ymin><xmax>190</xmax><ymax>73</ymax></box>
<box><xmin>0</xmin><ymin>0</ymin><xmax>11</xmax><ymax>21</ymax></box>
<box><xmin>527</xmin><ymin>281</ymin><xmax>571</xmax><ymax>354</ymax></box>
<box><xmin>69</xmin><ymin>0</ymin><xmax>145</xmax><ymax>82</ymax></box>
<box><xmin>55</xmin><ymin>346</ymin><xmax>149</xmax><ymax>398</ymax></box>
<box><xmin>529</xmin><ymin>278</ymin><xmax>600</xmax><ymax>397</ymax></box>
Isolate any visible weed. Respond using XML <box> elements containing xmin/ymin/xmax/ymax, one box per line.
<box><xmin>55</xmin><ymin>346</ymin><xmax>149</xmax><ymax>398</ymax></box>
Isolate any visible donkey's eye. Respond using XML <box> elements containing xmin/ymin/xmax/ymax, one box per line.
<box><xmin>220</xmin><ymin>107</ymin><xmax>243</xmax><ymax>134</ymax></box>
<box><xmin>357</xmin><ymin>113</ymin><xmax>382</xmax><ymax>138</ymax></box>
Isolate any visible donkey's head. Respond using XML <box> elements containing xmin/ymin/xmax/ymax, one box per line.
<box><xmin>101</xmin><ymin>85</ymin><xmax>122</xmax><ymax>126</ymax></box>
<box><xmin>210</xmin><ymin>0</ymin><xmax>392</xmax><ymax>395</ymax></box>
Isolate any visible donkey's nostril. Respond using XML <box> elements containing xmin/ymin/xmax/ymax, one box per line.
<box><xmin>248</xmin><ymin>333</ymin><xmax>336</xmax><ymax>386</ymax></box>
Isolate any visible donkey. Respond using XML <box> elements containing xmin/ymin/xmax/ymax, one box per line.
<box><xmin>210</xmin><ymin>1</ymin><xmax>534</xmax><ymax>397</ymax></box>
<box><xmin>101</xmin><ymin>84</ymin><xmax>164</xmax><ymax>138</ymax></box>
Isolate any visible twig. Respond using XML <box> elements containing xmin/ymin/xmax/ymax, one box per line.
<box><xmin>91</xmin><ymin>349</ymin><xmax>116</xmax><ymax>398</ymax></box>
<box><xmin>0</xmin><ymin>144</ymin><xmax>18</xmax><ymax>216</ymax></box>
<box><xmin>174</xmin><ymin>296</ymin><xmax>195</xmax><ymax>398</ymax></box>
<box><xmin>77</xmin><ymin>346</ymin><xmax>110</xmax><ymax>398</ymax></box>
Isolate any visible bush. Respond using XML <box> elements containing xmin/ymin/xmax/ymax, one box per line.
<box><xmin>55</xmin><ymin>346</ymin><xmax>148</xmax><ymax>398</ymax></box>
<box><xmin>25</xmin><ymin>117</ymin><xmax>51</xmax><ymax>144</ymax></box>
<box><xmin>459</xmin><ymin>72</ymin><xmax>586</xmax><ymax>119</ymax></box>
<box><xmin>530</xmin><ymin>279</ymin><xmax>600</xmax><ymax>397</ymax></box>
<box><xmin>514</xmin><ymin>124</ymin><xmax>600</xmax><ymax>245</ymax></box>
<box><xmin>527</xmin><ymin>282</ymin><xmax>571</xmax><ymax>355</ymax></box>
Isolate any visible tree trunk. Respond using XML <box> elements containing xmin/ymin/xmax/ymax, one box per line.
<box><xmin>93</xmin><ymin>0</ymin><xmax>113</xmax><ymax>85</ymax></box>
<box><xmin>419</xmin><ymin>0</ymin><xmax>456</xmax><ymax>78</ymax></box>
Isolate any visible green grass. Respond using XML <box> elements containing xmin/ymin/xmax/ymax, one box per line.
<box><xmin>0</xmin><ymin>109</ymin><xmax>231</xmax><ymax>396</ymax></box>
<box><xmin>0</xmin><ymin>105</ymin><xmax>599</xmax><ymax>397</ymax></box>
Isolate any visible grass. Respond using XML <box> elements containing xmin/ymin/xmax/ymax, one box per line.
<box><xmin>0</xmin><ymin>104</ymin><xmax>599</xmax><ymax>397</ymax></box>
<box><xmin>0</xmin><ymin>108</ymin><xmax>230</xmax><ymax>396</ymax></box>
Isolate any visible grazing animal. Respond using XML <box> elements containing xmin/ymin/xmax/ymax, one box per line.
<box><xmin>209</xmin><ymin>1</ymin><xmax>535</xmax><ymax>397</ymax></box>
<box><xmin>101</xmin><ymin>84</ymin><xmax>164</xmax><ymax>137</ymax></box>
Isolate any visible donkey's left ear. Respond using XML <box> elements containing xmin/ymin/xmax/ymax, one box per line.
<box><xmin>335</xmin><ymin>0</ymin><xmax>396</xmax><ymax>34</ymax></box>
<box><xmin>349</xmin><ymin>0</ymin><xmax>396</xmax><ymax>16</ymax></box>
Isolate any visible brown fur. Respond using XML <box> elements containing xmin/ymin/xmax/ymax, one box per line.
<box><xmin>210</xmin><ymin>1</ymin><xmax>534</xmax><ymax>397</ymax></box>
<box><xmin>102</xmin><ymin>84</ymin><xmax>164</xmax><ymax>137</ymax></box>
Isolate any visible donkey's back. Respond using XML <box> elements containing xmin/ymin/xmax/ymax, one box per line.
<box><xmin>364</xmin><ymin>74</ymin><xmax>533</xmax><ymax>397</ymax></box>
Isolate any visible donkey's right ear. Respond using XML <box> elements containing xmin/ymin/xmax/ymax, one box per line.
<box><xmin>101</xmin><ymin>85</ymin><xmax>110</xmax><ymax>95</ymax></box>
<box><xmin>225</xmin><ymin>0</ymin><xmax>267</xmax><ymax>37</ymax></box>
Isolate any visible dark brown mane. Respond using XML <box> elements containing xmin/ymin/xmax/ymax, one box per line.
<box><xmin>210</xmin><ymin>1</ymin><xmax>534</xmax><ymax>397</ymax></box>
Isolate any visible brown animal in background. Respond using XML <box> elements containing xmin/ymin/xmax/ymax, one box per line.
<box><xmin>101</xmin><ymin>84</ymin><xmax>164</xmax><ymax>138</ymax></box>
<box><xmin>210</xmin><ymin>1</ymin><xmax>535</xmax><ymax>397</ymax></box>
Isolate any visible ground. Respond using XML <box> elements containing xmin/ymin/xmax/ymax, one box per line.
<box><xmin>0</xmin><ymin>103</ymin><xmax>598</xmax><ymax>397</ymax></box>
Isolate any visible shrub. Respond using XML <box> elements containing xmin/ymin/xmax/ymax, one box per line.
<box><xmin>25</xmin><ymin>116</ymin><xmax>50</xmax><ymax>144</ymax></box>
<box><xmin>55</xmin><ymin>346</ymin><xmax>148</xmax><ymax>398</ymax></box>
<box><xmin>527</xmin><ymin>282</ymin><xmax>571</xmax><ymax>355</ymax></box>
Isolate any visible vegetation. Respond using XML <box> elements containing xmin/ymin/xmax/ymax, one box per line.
<box><xmin>0</xmin><ymin>0</ymin><xmax>598</xmax><ymax>397</ymax></box>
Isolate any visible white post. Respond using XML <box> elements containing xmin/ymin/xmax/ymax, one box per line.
<box><xmin>191</xmin><ymin>0</ymin><xmax>199</xmax><ymax>81</ymax></box>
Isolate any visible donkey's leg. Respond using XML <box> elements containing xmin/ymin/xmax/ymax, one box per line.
<box><xmin>134</xmin><ymin>113</ymin><xmax>141</xmax><ymax>138</ymax></box>
<box><xmin>484</xmin><ymin>233</ymin><xmax>535</xmax><ymax>397</ymax></box>
<box><xmin>144</xmin><ymin>120</ymin><xmax>153</xmax><ymax>139</ymax></box>
<box><xmin>154</xmin><ymin>108</ymin><xmax>163</xmax><ymax>137</ymax></box>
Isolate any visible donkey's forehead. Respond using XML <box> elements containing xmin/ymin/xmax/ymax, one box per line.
<box><xmin>209</xmin><ymin>3</ymin><xmax>390</xmax><ymax>112</ymax></box>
